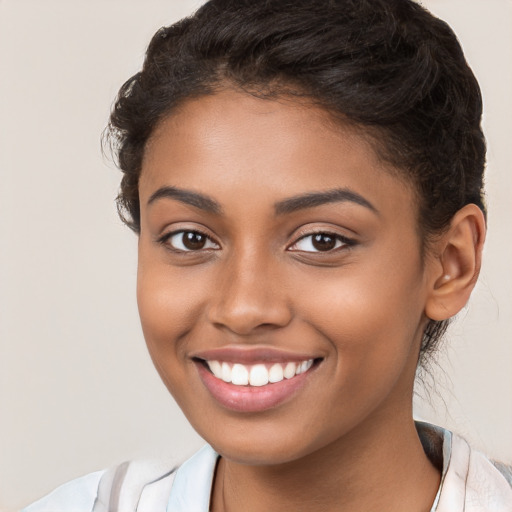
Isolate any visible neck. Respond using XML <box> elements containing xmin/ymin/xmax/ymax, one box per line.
<box><xmin>211</xmin><ymin>413</ymin><xmax>440</xmax><ymax>512</ymax></box>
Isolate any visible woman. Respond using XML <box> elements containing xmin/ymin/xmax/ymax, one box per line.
<box><xmin>23</xmin><ymin>0</ymin><xmax>512</xmax><ymax>510</ymax></box>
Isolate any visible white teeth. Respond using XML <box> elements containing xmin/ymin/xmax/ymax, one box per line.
<box><xmin>231</xmin><ymin>364</ymin><xmax>249</xmax><ymax>385</ymax></box>
<box><xmin>205</xmin><ymin>359</ymin><xmax>315</xmax><ymax>387</ymax></box>
<box><xmin>249</xmin><ymin>364</ymin><xmax>269</xmax><ymax>386</ymax></box>
<box><xmin>284</xmin><ymin>362</ymin><xmax>297</xmax><ymax>379</ymax></box>
<box><xmin>268</xmin><ymin>363</ymin><xmax>284</xmax><ymax>383</ymax></box>
<box><xmin>207</xmin><ymin>360</ymin><xmax>223</xmax><ymax>379</ymax></box>
<box><xmin>221</xmin><ymin>362</ymin><xmax>232</xmax><ymax>382</ymax></box>
<box><xmin>301</xmin><ymin>360</ymin><xmax>312</xmax><ymax>373</ymax></box>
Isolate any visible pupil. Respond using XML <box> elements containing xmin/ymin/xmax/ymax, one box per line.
<box><xmin>183</xmin><ymin>232</ymin><xmax>206</xmax><ymax>250</ymax></box>
<box><xmin>312</xmin><ymin>233</ymin><xmax>336</xmax><ymax>251</ymax></box>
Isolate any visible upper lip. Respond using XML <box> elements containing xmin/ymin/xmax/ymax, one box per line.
<box><xmin>191</xmin><ymin>346</ymin><xmax>321</xmax><ymax>364</ymax></box>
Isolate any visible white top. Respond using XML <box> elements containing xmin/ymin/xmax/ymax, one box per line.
<box><xmin>23</xmin><ymin>423</ymin><xmax>512</xmax><ymax>512</ymax></box>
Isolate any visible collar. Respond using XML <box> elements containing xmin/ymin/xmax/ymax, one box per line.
<box><xmin>166</xmin><ymin>424</ymin><xmax>512</xmax><ymax>512</ymax></box>
<box><xmin>166</xmin><ymin>444</ymin><xmax>219</xmax><ymax>512</ymax></box>
<box><xmin>417</xmin><ymin>422</ymin><xmax>512</xmax><ymax>511</ymax></box>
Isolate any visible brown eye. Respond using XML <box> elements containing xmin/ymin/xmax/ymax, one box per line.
<box><xmin>311</xmin><ymin>233</ymin><xmax>336</xmax><ymax>251</ymax></box>
<box><xmin>165</xmin><ymin>230</ymin><xmax>219</xmax><ymax>252</ymax></box>
<box><xmin>183</xmin><ymin>232</ymin><xmax>207</xmax><ymax>250</ymax></box>
<box><xmin>288</xmin><ymin>232</ymin><xmax>353</xmax><ymax>253</ymax></box>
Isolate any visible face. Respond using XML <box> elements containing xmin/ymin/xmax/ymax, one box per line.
<box><xmin>137</xmin><ymin>89</ymin><xmax>433</xmax><ymax>465</ymax></box>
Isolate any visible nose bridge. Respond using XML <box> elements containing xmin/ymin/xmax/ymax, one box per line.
<box><xmin>208</xmin><ymin>242</ymin><xmax>291</xmax><ymax>335</ymax></box>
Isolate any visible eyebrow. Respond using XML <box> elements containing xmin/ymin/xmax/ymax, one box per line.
<box><xmin>147</xmin><ymin>186</ymin><xmax>223</xmax><ymax>214</ymax></box>
<box><xmin>147</xmin><ymin>185</ymin><xmax>378</xmax><ymax>216</ymax></box>
<box><xmin>274</xmin><ymin>188</ymin><xmax>378</xmax><ymax>216</ymax></box>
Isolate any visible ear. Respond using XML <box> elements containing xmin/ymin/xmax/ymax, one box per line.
<box><xmin>425</xmin><ymin>204</ymin><xmax>486</xmax><ymax>321</ymax></box>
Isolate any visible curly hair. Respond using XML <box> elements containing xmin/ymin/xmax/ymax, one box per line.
<box><xmin>106</xmin><ymin>0</ymin><xmax>486</xmax><ymax>362</ymax></box>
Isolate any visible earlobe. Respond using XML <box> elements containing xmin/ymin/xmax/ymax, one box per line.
<box><xmin>425</xmin><ymin>204</ymin><xmax>486</xmax><ymax>321</ymax></box>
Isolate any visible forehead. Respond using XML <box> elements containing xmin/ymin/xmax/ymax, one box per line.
<box><xmin>140</xmin><ymin>89</ymin><xmax>416</xmax><ymax>220</ymax></box>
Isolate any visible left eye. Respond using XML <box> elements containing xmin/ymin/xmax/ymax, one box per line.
<box><xmin>164</xmin><ymin>231</ymin><xmax>219</xmax><ymax>252</ymax></box>
<box><xmin>289</xmin><ymin>233</ymin><xmax>348</xmax><ymax>252</ymax></box>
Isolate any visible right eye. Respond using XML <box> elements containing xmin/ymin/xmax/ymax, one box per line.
<box><xmin>161</xmin><ymin>230</ymin><xmax>220</xmax><ymax>252</ymax></box>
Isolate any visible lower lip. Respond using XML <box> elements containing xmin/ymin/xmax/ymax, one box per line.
<box><xmin>196</xmin><ymin>362</ymin><xmax>315</xmax><ymax>413</ymax></box>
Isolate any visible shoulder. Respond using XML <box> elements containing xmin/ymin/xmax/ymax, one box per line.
<box><xmin>415</xmin><ymin>422</ymin><xmax>512</xmax><ymax>511</ymax></box>
<box><xmin>22</xmin><ymin>459</ymin><xmax>178</xmax><ymax>512</ymax></box>
<box><xmin>436</xmin><ymin>426</ymin><xmax>512</xmax><ymax>511</ymax></box>
<box><xmin>22</xmin><ymin>470</ymin><xmax>105</xmax><ymax>512</ymax></box>
<box><xmin>463</xmin><ymin>442</ymin><xmax>512</xmax><ymax>511</ymax></box>
<box><xmin>22</xmin><ymin>446</ymin><xmax>218</xmax><ymax>512</ymax></box>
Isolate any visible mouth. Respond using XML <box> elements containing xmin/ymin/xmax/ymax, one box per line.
<box><xmin>198</xmin><ymin>358</ymin><xmax>316</xmax><ymax>387</ymax></box>
<box><xmin>192</xmin><ymin>351</ymin><xmax>322</xmax><ymax>413</ymax></box>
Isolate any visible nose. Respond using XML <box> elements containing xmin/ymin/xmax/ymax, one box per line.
<box><xmin>207</xmin><ymin>250</ymin><xmax>293</xmax><ymax>336</ymax></box>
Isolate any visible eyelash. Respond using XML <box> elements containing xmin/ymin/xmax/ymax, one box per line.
<box><xmin>287</xmin><ymin>231</ymin><xmax>355</xmax><ymax>253</ymax></box>
<box><xmin>157</xmin><ymin>229</ymin><xmax>219</xmax><ymax>253</ymax></box>
<box><xmin>158</xmin><ymin>229</ymin><xmax>355</xmax><ymax>254</ymax></box>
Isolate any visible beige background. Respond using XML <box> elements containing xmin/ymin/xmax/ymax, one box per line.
<box><xmin>0</xmin><ymin>1</ymin><xmax>510</xmax><ymax>510</ymax></box>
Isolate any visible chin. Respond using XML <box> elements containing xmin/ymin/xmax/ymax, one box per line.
<box><xmin>191</xmin><ymin>414</ymin><xmax>332</xmax><ymax>467</ymax></box>
<box><xmin>211</xmin><ymin>439</ymin><xmax>310</xmax><ymax>466</ymax></box>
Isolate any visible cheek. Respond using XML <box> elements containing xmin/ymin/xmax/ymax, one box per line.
<box><xmin>300</xmin><ymin>270</ymin><xmax>419</xmax><ymax>333</ymax></box>
<box><xmin>136</xmin><ymin>251</ymin><xmax>208</xmax><ymax>369</ymax></box>
<box><xmin>293</xmin><ymin>271</ymin><xmax>424</xmax><ymax>434</ymax></box>
<box><xmin>136</xmin><ymin>259</ymin><xmax>212</xmax><ymax>415</ymax></box>
<box><xmin>138</xmin><ymin>273</ymin><xmax>186</xmax><ymax>349</ymax></box>
<box><xmin>293</xmin><ymin>258</ymin><xmax>426</xmax><ymax>377</ymax></box>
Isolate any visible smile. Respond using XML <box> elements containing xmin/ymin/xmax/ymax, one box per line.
<box><xmin>205</xmin><ymin>359</ymin><xmax>315</xmax><ymax>387</ymax></box>
<box><xmin>194</xmin><ymin>352</ymin><xmax>321</xmax><ymax>413</ymax></box>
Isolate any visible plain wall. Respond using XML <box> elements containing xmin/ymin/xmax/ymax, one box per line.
<box><xmin>0</xmin><ymin>1</ymin><xmax>511</xmax><ymax>510</ymax></box>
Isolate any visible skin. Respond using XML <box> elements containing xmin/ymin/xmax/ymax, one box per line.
<box><xmin>137</xmin><ymin>89</ymin><xmax>485</xmax><ymax>511</ymax></box>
